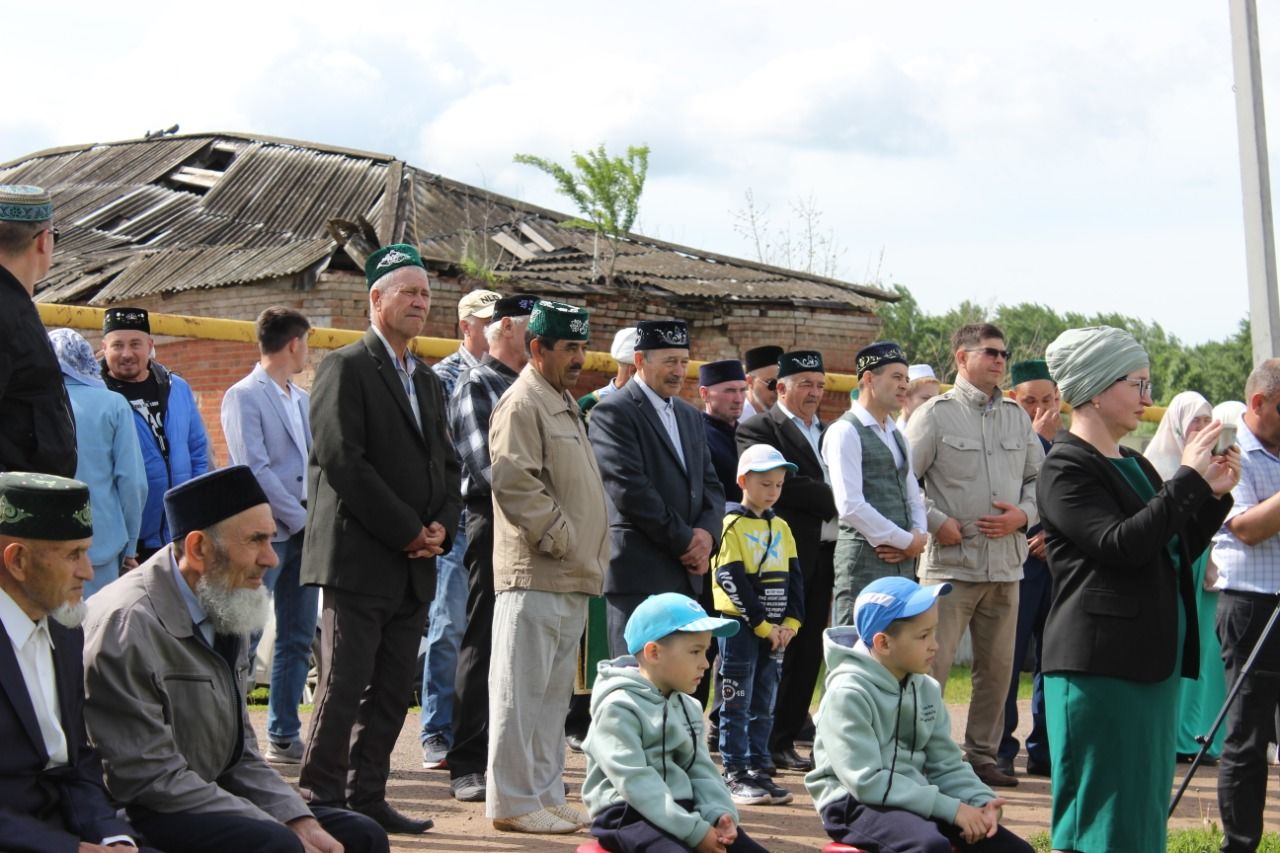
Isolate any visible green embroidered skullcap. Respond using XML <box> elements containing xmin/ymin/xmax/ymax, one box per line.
<box><xmin>0</xmin><ymin>472</ymin><xmax>92</xmax><ymax>541</ymax></box>
<box><xmin>1010</xmin><ymin>358</ymin><xmax>1053</xmax><ymax>387</ymax></box>
<box><xmin>1045</xmin><ymin>326</ymin><xmax>1149</xmax><ymax>408</ymax></box>
<box><xmin>528</xmin><ymin>300</ymin><xmax>590</xmax><ymax>341</ymax></box>
<box><xmin>0</xmin><ymin>185</ymin><xmax>53</xmax><ymax>223</ymax></box>
<box><xmin>365</xmin><ymin>243</ymin><xmax>425</xmax><ymax>289</ymax></box>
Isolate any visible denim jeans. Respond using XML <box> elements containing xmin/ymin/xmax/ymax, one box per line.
<box><xmin>420</xmin><ymin>510</ymin><xmax>468</xmax><ymax>744</ymax></box>
<box><xmin>264</xmin><ymin>530</ymin><xmax>320</xmax><ymax>743</ymax></box>
<box><xmin>718</xmin><ymin>625</ymin><xmax>782</xmax><ymax>770</ymax></box>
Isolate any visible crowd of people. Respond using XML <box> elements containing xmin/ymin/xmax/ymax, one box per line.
<box><xmin>2</xmin><ymin>182</ymin><xmax>1280</xmax><ymax>853</ymax></box>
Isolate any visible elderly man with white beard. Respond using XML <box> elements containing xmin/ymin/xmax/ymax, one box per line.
<box><xmin>82</xmin><ymin>466</ymin><xmax>389</xmax><ymax>853</ymax></box>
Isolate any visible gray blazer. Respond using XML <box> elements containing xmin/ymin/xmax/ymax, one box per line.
<box><xmin>589</xmin><ymin>378</ymin><xmax>724</xmax><ymax>597</ymax></box>
<box><xmin>220</xmin><ymin>363</ymin><xmax>311</xmax><ymax>541</ymax></box>
<box><xmin>82</xmin><ymin>549</ymin><xmax>311</xmax><ymax>824</ymax></box>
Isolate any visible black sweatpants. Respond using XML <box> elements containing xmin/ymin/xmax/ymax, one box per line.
<box><xmin>820</xmin><ymin>795</ymin><xmax>1033</xmax><ymax>853</ymax></box>
<box><xmin>447</xmin><ymin>503</ymin><xmax>496</xmax><ymax>780</ymax></box>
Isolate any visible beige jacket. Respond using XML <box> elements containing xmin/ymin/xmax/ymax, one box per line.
<box><xmin>489</xmin><ymin>364</ymin><xmax>609</xmax><ymax>595</ymax></box>
<box><xmin>905</xmin><ymin>376</ymin><xmax>1044</xmax><ymax>582</ymax></box>
<box><xmin>81</xmin><ymin>549</ymin><xmax>310</xmax><ymax>823</ymax></box>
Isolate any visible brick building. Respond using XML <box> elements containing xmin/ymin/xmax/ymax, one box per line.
<box><xmin>0</xmin><ymin>132</ymin><xmax>894</xmax><ymax>464</ymax></box>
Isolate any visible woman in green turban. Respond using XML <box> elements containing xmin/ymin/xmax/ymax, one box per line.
<box><xmin>1038</xmin><ymin>326</ymin><xmax>1240</xmax><ymax>852</ymax></box>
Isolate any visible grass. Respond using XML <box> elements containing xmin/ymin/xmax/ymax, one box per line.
<box><xmin>943</xmin><ymin>665</ymin><xmax>1033</xmax><ymax>705</ymax></box>
<box><xmin>1029</xmin><ymin>828</ymin><xmax>1280</xmax><ymax>852</ymax></box>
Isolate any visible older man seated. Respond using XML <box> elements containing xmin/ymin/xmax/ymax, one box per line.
<box><xmin>82</xmin><ymin>466</ymin><xmax>389</xmax><ymax>853</ymax></box>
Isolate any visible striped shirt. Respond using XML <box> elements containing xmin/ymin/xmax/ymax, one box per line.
<box><xmin>1213</xmin><ymin>417</ymin><xmax>1280</xmax><ymax>594</ymax></box>
<box><xmin>449</xmin><ymin>355</ymin><xmax>519</xmax><ymax>501</ymax></box>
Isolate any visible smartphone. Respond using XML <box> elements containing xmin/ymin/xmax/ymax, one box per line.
<box><xmin>1215</xmin><ymin>424</ymin><xmax>1238</xmax><ymax>455</ymax></box>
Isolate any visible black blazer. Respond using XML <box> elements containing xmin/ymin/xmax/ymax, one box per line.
<box><xmin>0</xmin><ymin>620</ymin><xmax>135</xmax><ymax>852</ymax></box>
<box><xmin>589</xmin><ymin>379</ymin><xmax>725</xmax><ymax>597</ymax></box>
<box><xmin>1038</xmin><ymin>432</ymin><xmax>1232</xmax><ymax>682</ymax></box>
<box><xmin>303</xmin><ymin>328</ymin><xmax>463</xmax><ymax>603</ymax></box>
<box><xmin>736</xmin><ymin>405</ymin><xmax>837</xmax><ymax>578</ymax></box>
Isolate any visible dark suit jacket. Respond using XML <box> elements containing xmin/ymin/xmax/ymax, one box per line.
<box><xmin>736</xmin><ymin>405</ymin><xmax>836</xmax><ymax>579</ymax></box>
<box><xmin>303</xmin><ymin>328</ymin><xmax>462</xmax><ymax>603</ymax></box>
<box><xmin>590</xmin><ymin>379</ymin><xmax>725</xmax><ymax>596</ymax></box>
<box><xmin>702</xmin><ymin>412</ymin><xmax>741</xmax><ymax>505</ymax></box>
<box><xmin>0</xmin><ymin>619</ymin><xmax>134</xmax><ymax>852</ymax></box>
<box><xmin>1038</xmin><ymin>432</ymin><xmax>1232</xmax><ymax>682</ymax></box>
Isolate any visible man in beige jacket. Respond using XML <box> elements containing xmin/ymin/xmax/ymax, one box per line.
<box><xmin>485</xmin><ymin>300</ymin><xmax>609</xmax><ymax>835</ymax></box>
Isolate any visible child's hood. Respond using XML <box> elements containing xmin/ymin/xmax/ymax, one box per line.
<box><xmin>590</xmin><ymin>655</ymin><xmax>670</xmax><ymax>715</ymax></box>
<box><xmin>822</xmin><ymin>625</ymin><xmax>927</xmax><ymax>697</ymax></box>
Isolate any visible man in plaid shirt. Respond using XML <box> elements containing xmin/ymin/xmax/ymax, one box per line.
<box><xmin>445</xmin><ymin>293</ymin><xmax>536</xmax><ymax>803</ymax></box>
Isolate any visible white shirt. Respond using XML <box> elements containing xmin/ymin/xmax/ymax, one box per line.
<box><xmin>637</xmin><ymin>377</ymin><xmax>686</xmax><ymax>470</ymax></box>
<box><xmin>776</xmin><ymin>400</ymin><xmax>839</xmax><ymax>541</ymax></box>
<box><xmin>273</xmin><ymin>380</ymin><xmax>309</xmax><ymax>501</ymax></box>
<box><xmin>1213</xmin><ymin>417</ymin><xmax>1280</xmax><ymax>593</ymax></box>
<box><xmin>372</xmin><ymin>325</ymin><xmax>421</xmax><ymax>432</ymax></box>
<box><xmin>0</xmin><ymin>587</ymin><xmax>68</xmax><ymax>767</ymax></box>
<box><xmin>741</xmin><ymin>397</ymin><xmax>759</xmax><ymax>422</ymax></box>
<box><xmin>824</xmin><ymin>401</ymin><xmax>928</xmax><ymax>549</ymax></box>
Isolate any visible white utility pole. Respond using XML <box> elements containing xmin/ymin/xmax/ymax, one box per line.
<box><xmin>1230</xmin><ymin>0</ymin><xmax>1280</xmax><ymax>364</ymax></box>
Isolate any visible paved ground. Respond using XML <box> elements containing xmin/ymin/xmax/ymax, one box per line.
<box><xmin>251</xmin><ymin>701</ymin><xmax>1280</xmax><ymax>852</ymax></box>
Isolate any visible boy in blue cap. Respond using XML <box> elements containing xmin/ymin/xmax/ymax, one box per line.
<box><xmin>582</xmin><ymin>593</ymin><xmax>770</xmax><ymax>852</ymax></box>
<box><xmin>806</xmin><ymin>577</ymin><xmax>1033</xmax><ymax>852</ymax></box>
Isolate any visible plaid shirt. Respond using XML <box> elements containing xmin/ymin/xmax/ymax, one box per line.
<box><xmin>449</xmin><ymin>355</ymin><xmax>519</xmax><ymax>501</ymax></box>
<box><xmin>1213</xmin><ymin>417</ymin><xmax>1280</xmax><ymax>594</ymax></box>
<box><xmin>432</xmin><ymin>345</ymin><xmax>481</xmax><ymax>400</ymax></box>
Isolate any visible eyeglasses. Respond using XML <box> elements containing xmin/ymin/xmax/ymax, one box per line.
<box><xmin>965</xmin><ymin>346</ymin><xmax>1011</xmax><ymax>361</ymax></box>
<box><xmin>766</xmin><ymin>378</ymin><xmax>778</xmax><ymax>392</ymax></box>
<box><xmin>33</xmin><ymin>226</ymin><xmax>60</xmax><ymax>245</ymax></box>
<box><xmin>1114</xmin><ymin>377</ymin><xmax>1153</xmax><ymax>397</ymax></box>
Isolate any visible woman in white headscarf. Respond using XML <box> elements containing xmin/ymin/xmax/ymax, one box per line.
<box><xmin>1038</xmin><ymin>328</ymin><xmax>1240</xmax><ymax>853</ymax></box>
<box><xmin>1145</xmin><ymin>392</ymin><xmax>1229</xmax><ymax>763</ymax></box>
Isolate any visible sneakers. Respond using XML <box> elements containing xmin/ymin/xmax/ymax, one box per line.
<box><xmin>450</xmin><ymin>772</ymin><xmax>486</xmax><ymax>802</ymax></box>
<box><xmin>492</xmin><ymin>807</ymin><xmax>579</xmax><ymax>834</ymax></box>
<box><xmin>265</xmin><ymin>738</ymin><xmax>304</xmax><ymax>764</ymax></box>
<box><xmin>565</xmin><ymin>734</ymin><xmax>585</xmax><ymax>753</ymax></box>
<box><xmin>421</xmin><ymin>734</ymin><xmax>449</xmax><ymax>769</ymax></box>
<box><xmin>546</xmin><ymin>802</ymin><xmax>589</xmax><ymax>827</ymax></box>
<box><xmin>747</xmin><ymin>769</ymin><xmax>794</xmax><ymax>805</ymax></box>
<box><xmin>724</xmin><ymin>770</ymin><xmax>772</xmax><ymax>806</ymax></box>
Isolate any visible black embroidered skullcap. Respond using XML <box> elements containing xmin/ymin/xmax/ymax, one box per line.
<box><xmin>777</xmin><ymin>350</ymin><xmax>825</xmax><ymax>379</ymax></box>
<box><xmin>855</xmin><ymin>341</ymin><xmax>908</xmax><ymax>377</ymax></box>
<box><xmin>635</xmin><ymin>320</ymin><xmax>689</xmax><ymax>351</ymax></box>
<box><xmin>491</xmin><ymin>293</ymin><xmax>539</xmax><ymax>320</ymax></box>
<box><xmin>698</xmin><ymin>359</ymin><xmax>746</xmax><ymax>387</ymax></box>
<box><xmin>0</xmin><ymin>473</ymin><xmax>92</xmax><ymax>541</ymax></box>
<box><xmin>742</xmin><ymin>345</ymin><xmax>783</xmax><ymax>373</ymax></box>
<box><xmin>164</xmin><ymin>466</ymin><xmax>269</xmax><ymax>543</ymax></box>
<box><xmin>103</xmin><ymin>307</ymin><xmax>151</xmax><ymax>335</ymax></box>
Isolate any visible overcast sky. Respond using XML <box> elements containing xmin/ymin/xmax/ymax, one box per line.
<box><xmin>4</xmin><ymin>1</ymin><xmax>1277</xmax><ymax>344</ymax></box>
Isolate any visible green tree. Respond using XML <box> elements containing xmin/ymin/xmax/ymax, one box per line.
<box><xmin>513</xmin><ymin>143</ymin><xmax>650</xmax><ymax>287</ymax></box>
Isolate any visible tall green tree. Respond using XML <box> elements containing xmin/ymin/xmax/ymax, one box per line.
<box><xmin>514</xmin><ymin>143</ymin><xmax>649</xmax><ymax>287</ymax></box>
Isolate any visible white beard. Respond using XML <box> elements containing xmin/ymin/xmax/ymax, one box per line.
<box><xmin>196</xmin><ymin>576</ymin><xmax>270</xmax><ymax>636</ymax></box>
<box><xmin>50</xmin><ymin>600</ymin><xmax>87</xmax><ymax>628</ymax></box>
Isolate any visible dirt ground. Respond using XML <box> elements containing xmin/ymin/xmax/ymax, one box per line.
<box><xmin>251</xmin><ymin>700</ymin><xmax>1280</xmax><ymax>852</ymax></box>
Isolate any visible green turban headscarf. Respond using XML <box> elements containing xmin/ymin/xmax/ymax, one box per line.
<box><xmin>1045</xmin><ymin>326</ymin><xmax>1149</xmax><ymax>408</ymax></box>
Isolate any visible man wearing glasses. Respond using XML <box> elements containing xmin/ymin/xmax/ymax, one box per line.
<box><xmin>904</xmin><ymin>323</ymin><xmax>1044</xmax><ymax>789</ymax></box>
<box><xmin>0</xmin><ymin>184</ymin><xmax>76</xmax><ymax>478</ymax></box>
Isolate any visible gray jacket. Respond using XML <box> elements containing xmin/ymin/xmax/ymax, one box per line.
<box><xmin>905</xmin><ymin>377</ymin><xmax>1044</xmax><ymax>582</ymax></box>
<box><xmin>82</xmin><ymin>549</ymin><xmax>310</xmax><ymax>823</ymax></box>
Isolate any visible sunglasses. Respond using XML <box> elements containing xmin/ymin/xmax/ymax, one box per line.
<box><xmin>766</xmin><ymin>378</ymin><xmax>778</xmax><ymax>392</ymax></box>
<box><xmin>965</xmin><ymin>346</ymin><xmax>1011</xmax><ymax>361</ymax></box>
<box><xmin>33</xmin><ymin>226</ymin><xmax>60</xmax><ymax>245</ymax></box>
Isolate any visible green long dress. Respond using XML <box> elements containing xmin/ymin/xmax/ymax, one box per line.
<box><xmin>1174</xmin><ymin>551</ymin><xmax>1227</xmax><ymax>758</ymax></box>
<box><xmin>1044</xmin><ymin>456</ymin><xmax>1185</xmax><ymax>853</ymax></box>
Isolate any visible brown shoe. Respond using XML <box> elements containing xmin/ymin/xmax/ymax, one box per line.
<box><xmin>973</xmin><ymin>761</ymin><xmax>1019</xmax><ymax>788</ymax></box>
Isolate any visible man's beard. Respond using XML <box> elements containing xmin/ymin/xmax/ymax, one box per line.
<box><xmin>195</xmin><ymin>558</ymin><xmax>270</xmax><ymax>636</ymax></box>
<box><xmin>50</xmin><ymin>600</ymin><xmax>87</xmax><ymax>628</ymax></box>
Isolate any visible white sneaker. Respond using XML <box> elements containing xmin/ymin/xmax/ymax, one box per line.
<box><xmin>493</xmin><ymin>808</ymin><xmax>579</xmax><ymax>834</ymax></box>
<box><xmin>546</xmin><ymin>803</ymin><xmax>589</xmax><ymax>827</ymax></box>
<box><xmin>265</xmin><ymin>738</ymin><xmax>304</xmax><ymax>764</ymax></box>
<box><xmin>421</xmin><ymin>733</ymin><xmax>449</xmax><ymax>769</ymax></box>
<box><xmin>1269</xmin><ymin>742</ymin><xmax>1279</xmax><ymax>766</ymax></box>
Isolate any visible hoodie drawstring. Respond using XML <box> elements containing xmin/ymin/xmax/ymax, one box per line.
<box><xmin>881</xmin><ymin>679</ymin><xmax>906</xmax><ymax>806</ymax></box>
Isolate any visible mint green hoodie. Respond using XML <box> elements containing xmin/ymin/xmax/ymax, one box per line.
<box><xmin>804</xmin><ymin>626</ymin><xmax>994</xmax><ymax>822</ymax></box>
<box><xmin>582</xmin><ymin>657</ymin><xmax>738</xmax><ymax>847</ymax></box>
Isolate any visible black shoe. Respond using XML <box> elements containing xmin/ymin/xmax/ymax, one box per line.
<box><xmin>1026</xmin><ymin>760</ymin><xmax>1052</xmax><ymax>777</ymax></box>
<box><xmin>770</xmin><ymin>747</ymin><xmax>814</xmax><ymax>772</ymax></box>
<box><xmin>352</xmin><ymin>800</ymin><xmax>433</xmax><ymax>834</ymax></box>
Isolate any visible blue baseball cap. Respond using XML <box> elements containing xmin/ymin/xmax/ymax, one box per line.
<box><xmin>854</xmin><ymin>576</ymin><xmax>952</xmax><ymax>642</ymax></box>
<box><xmin>624</xmin><ymin>593</ymin><xmax>740</xmax><ymax>654</ymax></box>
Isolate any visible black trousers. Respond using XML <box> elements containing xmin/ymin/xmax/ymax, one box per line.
<box><xmin>129</xmin><ymin>804</ymin><xmax>388</xmax><ymax>853</ymax></box>
<box><xmin>770</xmin><ymin>540</ymin><xmax>834</xmax><ymax>753</ymax></box>
<box><xmin>298</xmin><ymin>582</ymin><xmax>429</xmax><ymax>807</ymax></box>
<box><xmin>447</xmin><ymin>503</ymin><xmax>496</xmax><ymax>780</ymax></box>
<box><xmin>1217</xmin><ymin>589</ymin><xmax>1280</xmax><ymax>853</ymax></box>
<box><xmin>821</xmin><ymin>795</ymin><xmax>1033</xmax><ymax>853</ymax></box>
<box><xmin>606</xmin><ymin>589</ymin><xmax>713</xmax><ymax>709</ymax></box>
<box><xmin>591</xmin><ymin>801</ymin><xmax>768</xmax><ymax>853</ymax></box>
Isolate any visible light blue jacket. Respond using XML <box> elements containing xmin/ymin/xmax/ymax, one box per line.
<box><xmin>583</xmin><ymin>657</ymin><xmax>737</xmax><ymax>847</ymax></box>
<box><xmin>64</xmin><ymin>375</ymin><xmax>147</xmax><ymax>566</ymax></box>
<box><xmin>220</xmin><ymin>364</ymin><xmax>311</xmax><ymax>542</ymax></box>
<box><xmin>805</xmin><ymin>626</ymin><xmax>994</xmax><ymax>822</ymax></box>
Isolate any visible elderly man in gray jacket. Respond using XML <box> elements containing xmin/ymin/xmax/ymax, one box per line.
<box><xmin>82</xmin><ymin>467</ymin><xmax>388</xmax><ymax>853</ymax></box>
<box><xmin>905</xmin><ymin>322</ymin><xmax>1043</xmax><ymax>790</ymax></box>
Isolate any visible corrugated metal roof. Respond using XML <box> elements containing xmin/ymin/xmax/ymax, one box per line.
<box><xmin>0</xmin><ymin>132</ymin><xmax>894</xmax><ymax>308</ymax></box>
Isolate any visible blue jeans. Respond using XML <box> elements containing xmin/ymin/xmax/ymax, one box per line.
<box><xmin>999</xmin><ymin>557</ymin><xmax>1051</xmax><ymax>766</ymax></box>
<box><xmin>264</xmin><ymin>530</ymin><xmax>320</xmax><ymax>743</ymax></box>
<box><xmin>718</xmin><ymin>626</ymin><xmax>782</xmax><ymax>770</ymax></box>
<box><xmin>420</xmin><ymin>510</ymin><xmax>468</xmax><ymax>744</ymax></box>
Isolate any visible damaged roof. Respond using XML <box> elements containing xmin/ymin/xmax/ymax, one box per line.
<box><xmin>0</xmin><ymin>132</ymin><xmax>896</xmax><ymax>309</ymax></box>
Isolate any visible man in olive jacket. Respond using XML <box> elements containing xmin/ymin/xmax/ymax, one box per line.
<box><xmin>484</xmin><ymin>301</ymin><xmax>609</xmax><ymax>834</ymax></box>
<box><xmin>299</xmin><ymin>245</ymin><xmax>462</xmax><ymax>834</ymax></box>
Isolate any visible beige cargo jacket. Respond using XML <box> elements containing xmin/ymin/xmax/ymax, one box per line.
<box><xmin>905</xmin><ymin>376</ymin><xmax>1044</xmax><ymax>582</ymax></box>
<box><xmin>489</xmin><ymin>364</ymin><xmax>609</xmax><ymax>595</ymax></box>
